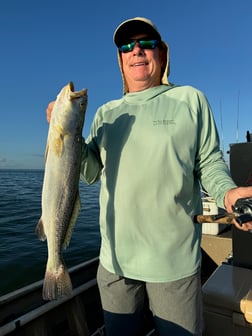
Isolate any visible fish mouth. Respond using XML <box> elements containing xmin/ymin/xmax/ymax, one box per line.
<box><xmin>67</xmin><ymin>81</ymin><xmax>87</xmax><ymax>99</ymax></box>
<box><xmin>69</xmin><ymin>81</ymin><xmax>75</xmax><ymax>92</ymax></box>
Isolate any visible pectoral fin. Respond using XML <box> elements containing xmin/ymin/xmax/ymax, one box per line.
<box><xmin>54</xmin><ymin>133</ymin><xmax>64</xmax><ymax>157</ymax></box>
<box><xmin>35</xmin><ymin>217</ymin><xmax>47</xmax><ymax>241</ymax></box>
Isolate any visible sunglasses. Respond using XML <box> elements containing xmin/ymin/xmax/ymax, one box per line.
<box><xmin>119</xmin><ymin>39</ymin><xmax>160</xmax><ymax>53</ymax></box>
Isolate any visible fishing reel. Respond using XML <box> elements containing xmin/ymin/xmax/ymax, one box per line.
<box><xmin>195</xmin><ymin>197</ymin><xmax>252</xmax><ymax>225</ymax></box>
<box><xmin>232</xmin><ymin>197</ymin><xmax>252</xmax><ymax>225</ymax></box>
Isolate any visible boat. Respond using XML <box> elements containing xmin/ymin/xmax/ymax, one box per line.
<box><xmin>1</xmin><ymin>133</ymin><xmax>252</xmax><ymax>336</ymax></box>
<box><xmin>0</xmin><ymin>257</ymin><xmax>105</xmax><ymax>336</ymax></box>
<box><xmin>0</xmin><ymin>257</ymin><xmax>155</xmax><ymax>336</ymax></box>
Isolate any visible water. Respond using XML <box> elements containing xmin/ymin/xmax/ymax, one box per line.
<box><xmin>0</xmin><ymin>169</ymin><xmax>101</xmax><ymax>296</ymax></box>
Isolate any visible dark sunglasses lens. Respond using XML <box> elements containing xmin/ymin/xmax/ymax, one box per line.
<box><xmin>119</xmin><ymin>40</ymin><xmax>159</xmax><ymax>53</ymax></box>
<box><xmin>139</xmin><ymin>40</ymin><xmax>158</xmax><ymax>49</ymax></box>
<box><xmin>119</xmin><ymin>41</ymin><xmax>135</xmax><ymax>53</ymax></box>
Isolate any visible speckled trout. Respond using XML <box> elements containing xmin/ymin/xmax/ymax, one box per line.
<box><xmin>36</xmin><ymin>82</ymin><xmax>87</xmax><ymax>300</ymax></box>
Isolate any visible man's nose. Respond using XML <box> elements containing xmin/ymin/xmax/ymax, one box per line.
<box><xmin>133</xmin><ymin>42</ymin><xmax>145</xmax><ymax>55</ymax></box>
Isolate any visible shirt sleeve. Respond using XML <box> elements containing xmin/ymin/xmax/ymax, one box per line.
<box><xmin>194</xmin><ymin>90</ymin><xmax>237</xmax><ymax>208</ymax></box>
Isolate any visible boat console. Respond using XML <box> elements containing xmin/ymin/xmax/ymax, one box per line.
<box><xmin>202</xmin><ymin>134</ymin><xmax>252</xmax><ymax>335</ymax></box>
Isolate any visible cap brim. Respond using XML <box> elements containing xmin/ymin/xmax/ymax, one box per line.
<box><xmin>114</xmin><ymin>19</ymin><xmax>161</xmax><ymax>47</ymax></box>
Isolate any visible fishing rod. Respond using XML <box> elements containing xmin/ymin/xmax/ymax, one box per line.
<box><xmin>194</xmin><ymin>197</ymin><xmax>252</xmax><ymax>226</ymax></box>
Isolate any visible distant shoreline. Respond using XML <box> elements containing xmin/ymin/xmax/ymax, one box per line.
<box><xmin>0</xmin><ymin>168</ymin><xmax>44</xmax><ymax>171</ymax></box>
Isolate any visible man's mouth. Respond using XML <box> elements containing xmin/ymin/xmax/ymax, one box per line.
<box><xmin>132</xmin><ymin>62</ymin><xmax>148</xmax><ymax>67</ymax></box>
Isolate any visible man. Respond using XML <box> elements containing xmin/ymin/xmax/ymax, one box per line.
<box><xmin>47</xmin><ymin>17</ymin><xmax>252</xmax><ymax>336</ymax></box>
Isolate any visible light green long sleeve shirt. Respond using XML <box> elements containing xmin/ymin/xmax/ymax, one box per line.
<box><xmin>80</xmin><ymin>85</ymin><xmax>236</xmax><ymax>281</ymax></box>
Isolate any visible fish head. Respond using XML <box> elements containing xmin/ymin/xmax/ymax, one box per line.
<box><xmin>51</xmin><ymin>82</ymin><xmax>88</xmax><ymax>132</ymax></box>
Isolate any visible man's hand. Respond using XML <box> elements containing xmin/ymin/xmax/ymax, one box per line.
<box><xmin>225</xmin><ymin>187</ymin><xmax>252</xmax><ymax>231</ymax></box>
<box><xmin>46</xmin><ymin>101</ymin><xmax>55</xmax><ymax>122</ymax></box>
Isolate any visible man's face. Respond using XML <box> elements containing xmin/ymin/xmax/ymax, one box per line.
<box><xmin>120</xmin><ymin>34</ymin><xmax>163</xmax><ymax>92</ymax></box>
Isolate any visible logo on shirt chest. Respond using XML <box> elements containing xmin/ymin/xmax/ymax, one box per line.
<box><xmin>153</xmin><ymin>119</ymin><xmax>176</xmax><ymax>127</ymax></box>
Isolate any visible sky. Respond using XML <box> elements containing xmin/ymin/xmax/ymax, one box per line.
<box><xmin>0</xmin><ymin>0</ymin><xmax>251</xmax><ymax>169</ymax></box>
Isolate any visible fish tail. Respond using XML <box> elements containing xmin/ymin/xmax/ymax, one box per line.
<box><xmin>42</xmin><ymin>261</ymin><xmax>72</xmax><ymax>300</ymax></box>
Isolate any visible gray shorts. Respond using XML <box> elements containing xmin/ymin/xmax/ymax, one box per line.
<box><xmin>97</xmin><ymin>263</ymin><xmax>203</xmax><ymax>336</ymax></box>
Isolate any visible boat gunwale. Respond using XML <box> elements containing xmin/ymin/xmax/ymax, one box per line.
<box><xmin>0</xmin><ymin>257</ymin><xmax>99</xmax><ymax>304</ymax></box>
